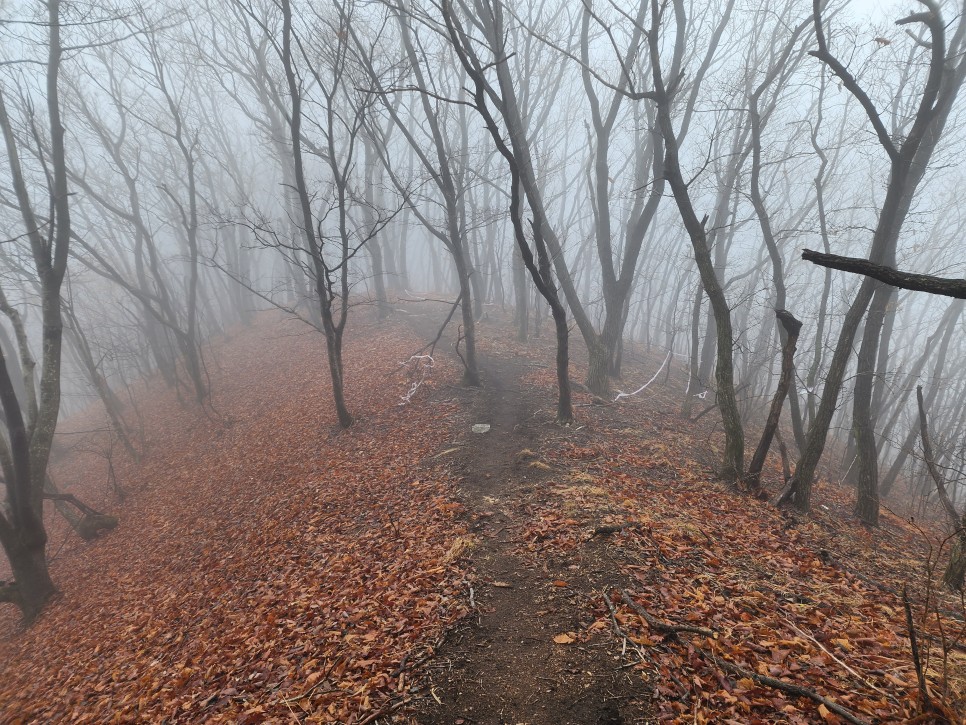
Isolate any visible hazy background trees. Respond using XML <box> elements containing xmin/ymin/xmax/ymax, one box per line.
<box><xmin>3</xmin><ymin>0</ymin><xmax>966</xmax><ymax>619</ymax></box>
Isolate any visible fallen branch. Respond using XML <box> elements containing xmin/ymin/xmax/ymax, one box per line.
<box><xmin>357</xmin><ymin>696</ymin><xmax>410</xmax><ymax>725</ymax></box>
<box><xmin>424</xmin><ymin>293</ymin><xmax>462</xmax><ymax>358</ymax></box>
<box><xmin>43</xmin><ymin>491</ymin><xmax>100</xmax><ymax>517</ymax></box>
<box><xmin>603</xmin><ymin>594</ymin><xmax>654</xmax><ymax>665</ymax></box>
<box><xmin>616</xmin><ymin>591</ymin><xmax>869</xmax><ymax>723</ymax></box>
<box><xmin>43</xmin><ymin>492</ymin><xmax>119</xmax><ymax>540</ymax></box>
<box><xmin>703</xmin><ymin>646</ymin><xmax>871</xmax><ymax>725</ymax></box>
<box><xmin>802</xmin><ymin>249</ymin><xmax>966</xmax><ymax>299</ymax></box>
<box><xmin>605</xmin><ymin>594</ymin><xmax>693</xmax><ymax>698</ymax></box>
<box><xmin>745</xmin><ymin>310</ymin><xmax>802</xmax><ymax>494</ymax></box>
<box><xmin>903</xmin><ymin>585</ymin><xmax>932</xmax><ymax>713</ymax></box>
<box><xmin>621</xmin><ymin>590</ymin><xmax>714</xmax><ymax>638</ymax></box>
<box><xmin>396</xmin><ymin>292</ymin><xmax>463</xmax><ymax>366</ymax></box>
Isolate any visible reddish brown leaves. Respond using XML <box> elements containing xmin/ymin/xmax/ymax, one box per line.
<box><xmin>513</xmin><ymin>350</ymin><xmax>965</xmax><ymax>722</ymax></box>
<box><xmin>0</xmin><ymin>313</ymin><xmax>470</xmax><ymax>723</ymax></box>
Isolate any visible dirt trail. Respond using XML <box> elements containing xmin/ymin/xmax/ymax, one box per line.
<box><xmin>416</xmin><ymin>350</ymin><xmax>652</xmax><ymax>725</ymax></box>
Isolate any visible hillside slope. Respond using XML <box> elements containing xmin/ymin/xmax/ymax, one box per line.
<box><xmin>0</xmin><ymin>307</ymin><xmax>961</xmax><ymax>723</ymax></box>
<box><xmin>0</xmin><ymin>312</ymin><xmax>470</xmax><ymax>723</ymax></box>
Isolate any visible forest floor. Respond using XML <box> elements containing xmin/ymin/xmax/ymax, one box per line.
<box><xmin>411</xmin><ymin>345</ymin><xmax>652</xmax><ymax>724</ymax></box>
<box><xmin>0</xmin><ymin>302</ymin><xmax>964</xmax><ymax>724</ymax></box>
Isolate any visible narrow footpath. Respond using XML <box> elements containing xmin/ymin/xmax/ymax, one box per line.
<box><xmin>416</xmin><ymin>351</ymin><xmax>653</xmax><ymax>725</ymax></box>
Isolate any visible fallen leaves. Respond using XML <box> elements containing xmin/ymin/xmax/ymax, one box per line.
<box><xmin>3</xmin><ymin>308</ymin><xmax>965</xmax><ymax>724</ymax></box>
<box><xmin>514</xmin><ymin>344</ymin><xmax>966</xmax><ymax>722</ymax></box>
<box><xmin>0</xmin><ymin>312</ymin><xmax>471</xmax><ymax>723</ymax></box>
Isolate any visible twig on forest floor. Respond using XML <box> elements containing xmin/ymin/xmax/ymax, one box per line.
<box><xmin>275</xmin><ymin>654</ymin><xmax>348</xmax><ymax>705</ymax></box>
<box><xmin>604</xmin><ymin>593</ymin><xmax>654</xmax><ymax>665</ymax></box>
<box><xmin>590</xmin><ymin>524</ymin><xmax>670</xmax><ymax>567</ymax></box>
<box><xmin>783</xmin><ymin>617</ymin><xmax>896</xmax><ymax>703</ymax></box>
<box><xmin>591</xmin><ymin>523</ymin><xmax>639</xmax><ymax>537</ymax></box>
<box><xmin>640</xmin><ymin>527</ymin><xmax>670</xmax><ymax>565</ymax></box>
<box><xmin>701</xmin><ymin>647</ymin><xmax>871</xmax><ymax>725</ymax></box>
<box><xmin>604</xmin><ymin>594</ymin><xmax>689</xmax><ymax>698</ymax></box>
<box><xmin>620</xmin><ymin>590</ymin><xmax>715</xmax><ymax>638</ymax></box>
<box><xmin>616</xmin><ymin>593</ymin><xmax>872</xmax><ymax>724</ymax></box>
<box><xmin>277</xmin><ymin>683</ymin><xmax>341</xmax><ymax>705</ymax></box>
<box><xmin>357</xmin><ymin>696</ymin><xmax>411</xmax><ymax>724</ymax></box>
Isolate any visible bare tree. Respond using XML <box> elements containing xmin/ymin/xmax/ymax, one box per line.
<box><xmin>359</xmin><ymin>0</ymin><xmax>482</xmax><ymax>385</ymax></box>
<box><xmin>438</xmin><ymin>0</ymin><xmax>574</xmax><ymax>422</ymax></box>
<box><xmin>778</xmin><ymin>0</ymin><xmax>966</xmax><ymax>522</ymax></box>
<box><xmin>0</xmin><ymin>0</ymin><xmax>71</xmax><ymax>620</ymax></box>
<box><xmin>259</xmin><ymin>0</ymin><xmax>399</xmax><ymax>427</ymax></box>
<box><xmin>645</xmin><ymin>0</ymin><xmax>744</xmax><ymax>482</ymax></box>
<box><xmin>68</xmin><ymin>37</ymin><xmax>212</xmax><ymax>406</ymax></box>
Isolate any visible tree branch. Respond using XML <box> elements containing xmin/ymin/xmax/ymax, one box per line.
<box><xmin>802</xmin><ymin>249</ymin><xmax>966</xmax><ymax>299</ymax></box>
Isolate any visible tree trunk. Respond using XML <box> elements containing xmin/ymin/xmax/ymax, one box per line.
<box><xmin>746</xmin><ymin>311</ymin><xmax>802</xmax><ymax>494</ymax></box>
<box><xmin>586</xmin><ymin>336</ymin><xmax>609</xmax><ymax>398</ymax></box>
<box><xmin>322</xmin><ymin>318</ymin><xmax>353</xmax><ymax>429</ymax></box>
<box><xmin>682</xmin><ymin>282</ymin><xmax>703</xmax><ymax>417</ymax></box>
<box><xmin>455</xmin><ymin>257</ymin><xmax>480</xmax><ymax>387</ymax></box>
<box><xmin>782</xmin><ymin>0</ymin><xmax>964</xmax><ymax>513</ymax></box>
<box><xmin>0</xmin><ymin>342</ymin><xmax>56</xmax><ymax>622</ymax></box>
<box><xmin>362</xmin><ymin>135</ymin><xmax>391</xmax><ymax>320</ymax></box>
<box><xmin>917</xmin><ymin>385</ymin><xmax>966</xmax><ymax>590</ymax></box>
<box><xmin>550</xmin><ymin>303</ymin><xmax>573</xmax><ymax>424</ymax></box>
<box><xmin>944</xmin><ymin>528</ymin><xmax>966</xmax><ymax>592</ymax></box>
<box><xmin>513</xmin><ymin>239</ymin><xmax>528</xmax><ymax>342</ymax></box>
<box><xmin>3</xmin><ymin>541</ymin><xmax>56</xmax><ymax>622</ymax></box>
<box><xmin>852</xmin><ymin>283</ymin><xmax>892</xmax><ymax>526</ymax></box>
<box><xmin>648</xmin><ymin>22</ymin><xmax>744</xmax><ymax>481</ymax></box>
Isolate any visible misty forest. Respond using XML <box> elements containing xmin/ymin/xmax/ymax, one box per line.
<box><xmin>2</xmin><ymin>0</ymin><xmax>966</xmax><ymax>721</ymax></box>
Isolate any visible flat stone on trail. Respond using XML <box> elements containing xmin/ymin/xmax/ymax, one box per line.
<box><xmin>471</xmin><ymin>423</ymin><xmax>491</xmax><ymax>433</ymax></box>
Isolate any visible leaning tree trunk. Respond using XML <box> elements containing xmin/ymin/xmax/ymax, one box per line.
<box><xmin>746</xmin><ymin>311</ymin><xmax>802</xmax><ymax>495</ymax></box>
<box><xmin>650</xmin><ymin>87</ymin><xmax>744</xmax><ymax>479</ymax></box>
<box><xmin>44</xmin><ymin>477</ymin><xmax>118</xmax><ymax>541</ymax></box>
<box><xmin>642</xmin><ymin>0</ymin><xmax>744</xmax><ymax>481</ymax></box>
<box><xmin>944</xmin><ymin>515</ymin><xmax>966</xmax><ymax>593</ymax></box>
<box><xmin>917</xmin><ymin>386</ymin><xmax>966</xmax><ymax>590</ymax></box>
<box><xmin>442</xmin><ymin>1</ymin><xmax>571</xmax><ymax>421</ymax></box>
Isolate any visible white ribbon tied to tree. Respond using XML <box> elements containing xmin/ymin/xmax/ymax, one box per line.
<box><xmin>613</xmin><ymin>349</ymin><xmax>673</xmax><ymax>403</ymax></box>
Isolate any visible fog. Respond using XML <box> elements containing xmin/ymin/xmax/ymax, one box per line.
<box><xmin>1</xmin><ymin>0</ymin><xmax>965</xmax><ymax>659</ymax></box>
